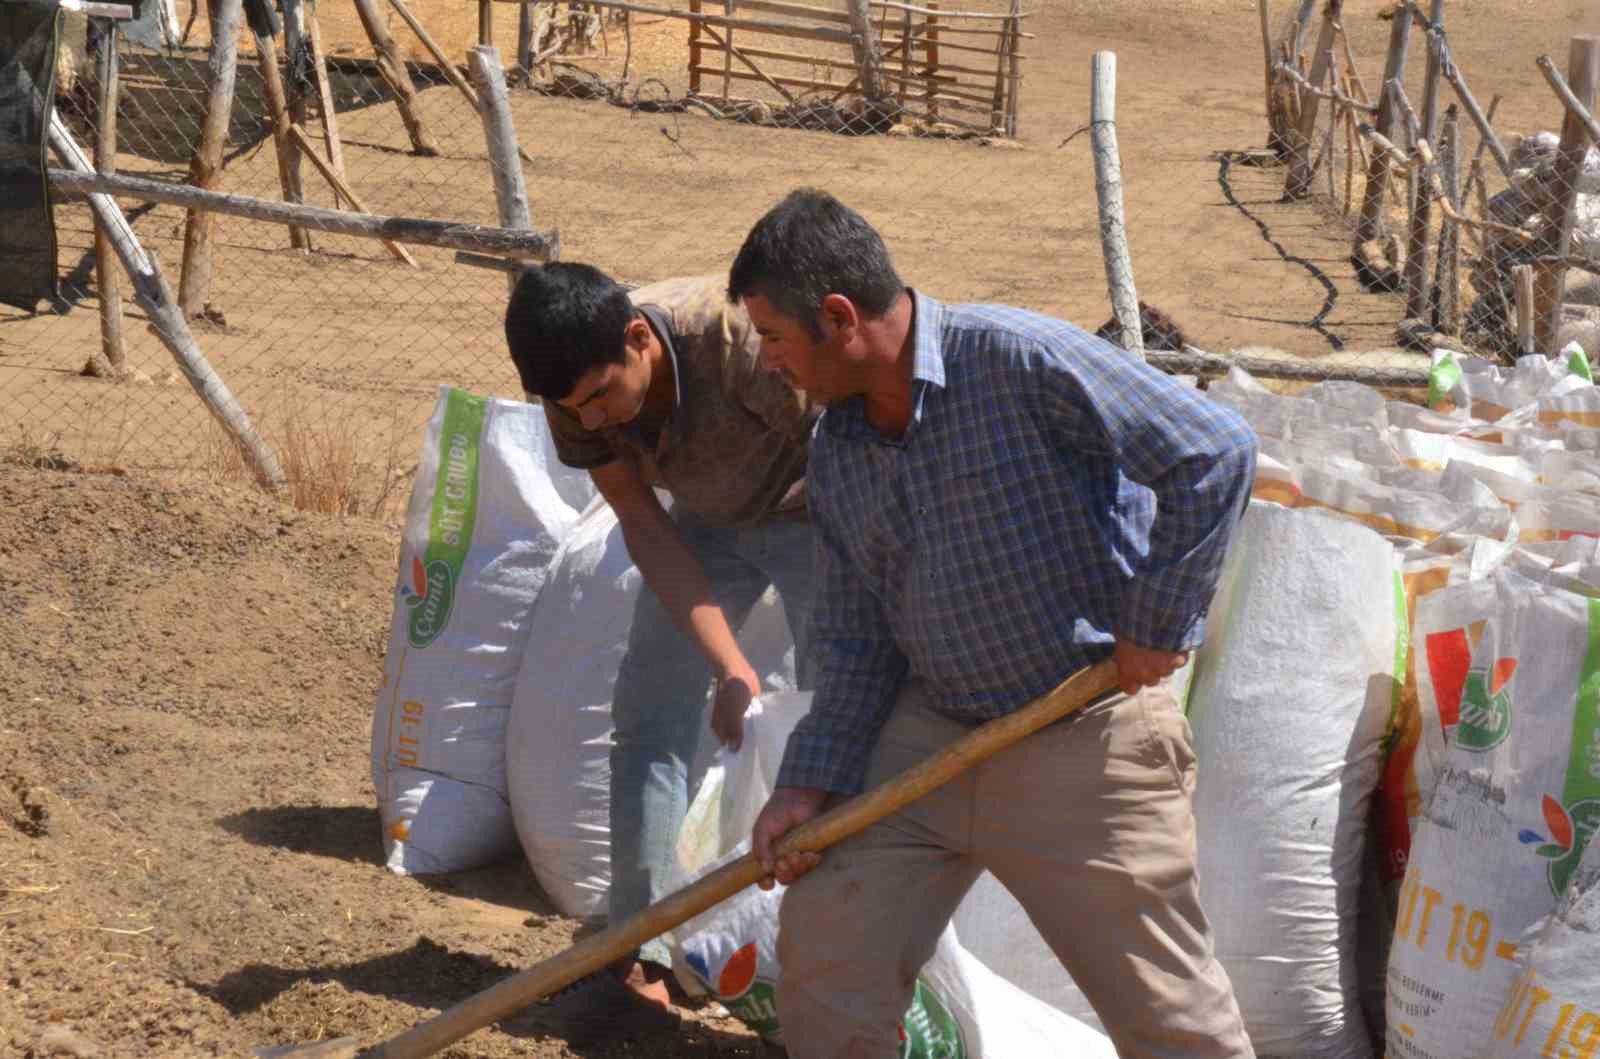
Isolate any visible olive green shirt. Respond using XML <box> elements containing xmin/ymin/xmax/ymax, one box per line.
<box><xmin>540</xmin><ymin>275</ymin><xmax>818</xmax><ymax>527</ymax></box>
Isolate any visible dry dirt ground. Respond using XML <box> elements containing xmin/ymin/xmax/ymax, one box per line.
<box><xmin>2</xmin><ymin>2</ymin><xmax>1597</xmax><ymax>1057</ymax></box>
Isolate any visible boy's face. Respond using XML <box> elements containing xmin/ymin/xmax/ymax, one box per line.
<box><xmin>557</xmin><ymin>324</ymin><xmax>652</xmax><ymax>431</ymax></box>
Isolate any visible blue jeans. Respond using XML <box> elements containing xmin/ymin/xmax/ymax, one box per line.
<box><xmin>609</xmin><ymin>510</ymin><xmax>814</xmax><ymax>968</ymax></box>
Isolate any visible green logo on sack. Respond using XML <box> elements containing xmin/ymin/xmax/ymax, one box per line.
<box><xmin>406</xmin><ymin>389</ymin><xmax>485</xmax><ymax>648</ymax></box>
<box><xmin>1522</xmin><ymin>600</ymin><xmax>1600</xmax><ymax>897</ymax></box>
<box><xmin>725</xmin><ymin>979</ymin><xmax>781</xmax><ymax>1040</ymax></box>
<box><xmin>1456</xmin><ymin>658</ymin><xmax>1516</xmax><ymax>751</ymax></box>
<box><xmin>1428</xmin><ymin>351</ymin><xmax>1462</xmax><ymax>409</ymax></box>
<box><xmin>898</xmin><ymin>979</ymin><xmax>966</xmax><ymax>1059</ymax></box>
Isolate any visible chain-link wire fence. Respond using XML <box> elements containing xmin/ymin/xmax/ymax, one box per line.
<box><xmin>3</xmin><ymin>0</ymin><xmax>1593</xmax><ymax>511</ymax></box>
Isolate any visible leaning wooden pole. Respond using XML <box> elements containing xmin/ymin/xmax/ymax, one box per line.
<box><xmin>1352</xmin><ymin>10</ymin><xmax>1412</xmax><ymax>273</ymax></box>
<box><xmin>1534</xmin><ymin>36</ymin><xmax>1600</xmax><ymax>357</ymax></box>
<box><xmin>350</xmin><ymin>0</ymin><xmax>440</xmax><ymax>155</ymax></box>
<box><xmin>1284</xmin><ymin>0</ymin><xmax>1341</xmax><ymax>199</ymax></box>
<box><xmin>467</xmin><ymin>45</ymin><xmax>536</xmax><ymax>291</ymax></box>
<box><xmin>89</xmin><ymin>20</ymin><xmax>125</xmax><ymax>377</ymax></box>
<box><xmin>284</xmin><ymin>124</ymin><xmax>418</xmax><ymax>266</ymax></box>
<box><xmin>49</xmin><ymin>116</ymin><xmax>286</xmax><ymax>490</ymax></box>
<box><xmin>1089</xmin><ymin>51</ymin><xmax>1143</xmax><ymax>360</ymax></box>
<box><xmin>178</xmin><ymin>0</ymin><xmax>244</xmax><ymax>319</ymax></box>
<box><xmin>387</xmin><ymin>0</ymin><xmax>481</xmax><ymax>112</ymax></box>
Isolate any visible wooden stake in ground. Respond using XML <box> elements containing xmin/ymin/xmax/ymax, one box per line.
<box><xmin>251</xmin><ymin>26</ymin><xmax>311</xmax><ymax>250</ymax></box>
<box><xmin>88</xmin><ymin>20</ymin><xmax>125</xmax><ymax>377</ymax></box>
<box><xmin>280</xmin><ymin>0</ymin><xmax>312</xmax><ymax>242</ymax></box>
<box><xmin>49</xmin><ymin>116</ymin><xmax>286</xmax><ymax>491</ymax></box>
<box><xmin>1353</xmin><ymin>10</ymin><xmax>1412</xmax><ymax>254</ymax></box>
<box><xmin>177</xmin><ymin>0</ymin><xmax>243</xmax><ymax>319</ymax></box>
<box><xmin>1403</xmin><ymin>0</ymin><xmax>1445</xmax><ymax>322</ymax></box>
<box><xmin>1533</xmin><ymin>36</ymin><xmax>1600</xmax><ymax>357</ymax></box>
<box><xmin>1433</xmin><ymin>104</ymin><xmax>1461</xmax><ymax>335</ymax></box>
<box><xmin>351</xmin><ymin>0</ymin><xmax>440</xmax><ymax>156</ymax></box>
<box><xmin>467</xmin><ymin>46</ymin><xmax>534</xmax><ymax>290</ymax></box>
<box><xmin>1513</xmin><ymin>264</ymin><xmax>1536</xmax><ymax>356</ymax></box>
<box><xmin>1089</xmin><ymin>51</ymin><xmax>1142</xmax><ymax>361</ymax></box>
<box><xmin>1259</xmin><ymin>0</ymin><xmax>1287</xmax><ymax>152</ymax></box>
<box><xmin>1284</xmin><ymin>0</ymin><xmax>1341</xmax><ymax>199</ymax></box>
<box><xmin>845</xmin><ymin>0</ymin><xmax>885</xmax><ymax>102</ymax></box>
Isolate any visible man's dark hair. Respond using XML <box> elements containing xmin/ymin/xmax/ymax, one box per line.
<box><xmin>504</xmin><ymin>262</ymin><xmax>637</xmax><ymax>401</ymax></box>
<box><xmin>727</xmin><ymin>188</ymin><xmax>903</xmax><ymax>336</ymax></box>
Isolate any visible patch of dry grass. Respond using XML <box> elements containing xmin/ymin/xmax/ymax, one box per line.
<box><xmin>203</xmin><ymin>395</ymin><xmax>415</xmax><ymax>519</ymax></box>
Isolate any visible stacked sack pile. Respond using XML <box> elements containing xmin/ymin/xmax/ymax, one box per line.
<box><xmin>369</xmin><ymin>347</ymin><xmax>1600</xmax><ymax>1058</ymax></box>
<box><xmin>1192</xmin><ymin>343</ymin><xmax>1600</xmax><ymax>1059</ymax></box>
<box><xmin>367</xmin><ymin>385</ymin><xmax>1115</xmax><ymax>1055</ymax></box>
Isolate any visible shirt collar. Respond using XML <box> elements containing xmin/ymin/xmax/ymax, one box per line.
<box><xmin>638</xmin><ymin>304</ymin><xmax>684</xmax><ymax>414</ymax></box>
<box><xmin>907</xmin><ymin>287</ymin><xmax>947</xmax><ymax>391</ymax></box>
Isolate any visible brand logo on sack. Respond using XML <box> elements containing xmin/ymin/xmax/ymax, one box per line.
<box><xmin>1520</xmin><ymin>795</ymin><xmax>1600</xmax><ymax>898</ymax></box>
<box><xmin>897</xmin><ymin>979</ymin><xmax>966</xmax><ymax>1059</ymax></box>
<box><xmin>1455</xmin><ymin>657</ymin><xmax>1517</xmax><ymax>751</ymax></box>
<box><xmin>404</xmin><ymin>555</ymin><xmax>455</xmax><ymax>649</ymax></box>
<box><xmin>684</xmin><ymin>944</ymin><xmax>781</xmax><ymax>1040</ymax></box>
<box><xmin>404</xmin><ymin>390</ymin><xmax>485</xmax><ymax>650</ymax></box>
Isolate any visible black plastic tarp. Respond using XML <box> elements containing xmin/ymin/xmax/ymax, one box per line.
<box><xmin>0</xmin><ymin>0</ymin><xmax>61</xmax><ymax>311</ymax></box>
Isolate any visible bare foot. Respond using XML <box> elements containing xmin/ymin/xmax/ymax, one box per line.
<box><xmin>617</xmin><ymin>960</ymin><xmax>673</xmax><ymax>1010</ymax></box>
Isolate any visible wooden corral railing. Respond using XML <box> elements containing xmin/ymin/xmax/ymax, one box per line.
<box><xmin>578</xmin><ymin>0</ymin><xmax>1028</xmax><ymax>135</ymax></box>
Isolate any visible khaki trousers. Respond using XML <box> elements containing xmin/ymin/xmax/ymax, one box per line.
<box><xmin>775</xmin><ymin>679</ymin><xmax>1254</xmax><ymax>1059</ymax></box>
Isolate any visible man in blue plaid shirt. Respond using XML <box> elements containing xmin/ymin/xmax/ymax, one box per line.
<box><xmin>730</xmin><ymin>189</ymin><xmax>1258</xmax><ymax>1058</ymax></box>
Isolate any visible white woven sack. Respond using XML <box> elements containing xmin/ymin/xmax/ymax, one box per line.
<box><xmin>1387</xmin><ymin>572</ymin><xmax>1600</xmax><ymax>1059</ymax></box>
<box><xmin>505</xmin><ymin>499</ymin><xmax>798</xmax><ymax>917</ymax></box>
<box><xmin>1188</xmin><ymin>500</ymin><xmax>1403</xmax><ymax>1058</ymax></box>
<box><xmin>371</xmin><ymin>388</ymin><xmax>579</xmax><ymax>874</ymax></box>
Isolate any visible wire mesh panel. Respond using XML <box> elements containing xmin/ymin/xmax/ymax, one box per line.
<box><xmin>6</xmin><ymin>0</ymin><xmax>1588</xmax><ymax>509</ymax></box>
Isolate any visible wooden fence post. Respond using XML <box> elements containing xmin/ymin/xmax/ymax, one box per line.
<box><xmin>89</xmin><ymin>20</ymin><xmax>125</xmax><ymax>376</ymax></box>
<box><xmin>50</xmin><ymin>116</ymin><xmax>286</xmax><ymax>491</ymax></box>
<box><xmin>1514</xmin><ymin>264</ymin><xmax>1536</xmax><ymax>356</ymax></box>
<box><xmin>280</xmin><ymin>0</ymin><xmax>312</xmax><ymax>245</ymax></box>
<box><xmin>845</xmin><ymin>0</ymin><xmax>884</xmax><ymax>102</ymax></box>
<box><xmin>178</xmin><ymin>0</ymin><xmax>243</xmax><ymax>319</ymax></box>
<box><xmin>251</xmin><ymin>25</ymin><xmax>311</xmax><ymax>250</ymax></box>
<box><xmin>1534</xmin><ymin>35</ymin><xmax>1600</xmax><ymax>356</ymax></box>
<box><xmin>1352</xmin><ymin>9</ymin><xmax>1412</xmax><ymax>252</ymax></box>
<box><xmin>1284</xmin><ymin>0</ymin><xmax>1341</xmax><ymax>199</ymax></box>
<box><xmin>1403</xmin><ymin>0</ymin><xmax>1446</xmax><ymax>323</ymax></box>
<box><xmin>351</xmin><ymin>0</ymin><xmax>440</xmax><ymax>155</ymax></box>
<box><xmin>468</xmin><ymin>45</ymin><xmax>535</xmax><ymax>291</ymax></box>
<box><xmin>1090</xmin><ymin>51</ymin><xmax>1143</xmax><ymax>360</ymax></box>
<box><xmin>1434</xmin><ymin>104</ymin><xmax>1461</xmax><ymax>334</ymax></box>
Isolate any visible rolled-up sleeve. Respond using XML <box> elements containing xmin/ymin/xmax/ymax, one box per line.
<box><xmin>1037</xmin><ymin>336</ymin><xmax>1257</xmax><ymax>651</ymax></box>
<box><xmin>776</xmin><ymin>472</ymin><xmax>908</xmax><ymax>795</ymax></box>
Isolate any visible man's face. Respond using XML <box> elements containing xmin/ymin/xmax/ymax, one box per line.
<box><xmin>744</xmin><ymin>293</ymin><xmax>846</xmax><ymax>403</ymax></box>
<box><xmin>556</xmin><ymin>343</ymin><xmax>650</xmax><ymax>431</ymax></box>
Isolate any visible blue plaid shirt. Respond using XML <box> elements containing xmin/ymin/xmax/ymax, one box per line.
<box><xmin>777</xmin><ymin>291</ymin><xmax>1257</xmax><ymax>795</ymax></box>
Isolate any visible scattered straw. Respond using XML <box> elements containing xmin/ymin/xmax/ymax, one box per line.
<box><xmin>1</xmin><ymin>885</ymin><xmax>61</xmax><ymax>895</ymax></box>
<box><xmin>93</xmin><ymin>925</ymin><xmax>155</xmax><ymax>936</ymax></box>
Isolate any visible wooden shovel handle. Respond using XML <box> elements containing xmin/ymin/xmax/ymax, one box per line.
<box><xmin>364</xmin><ymin>658</ymin><xmax>1121</xmax><ymax>1059</ymax></box>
